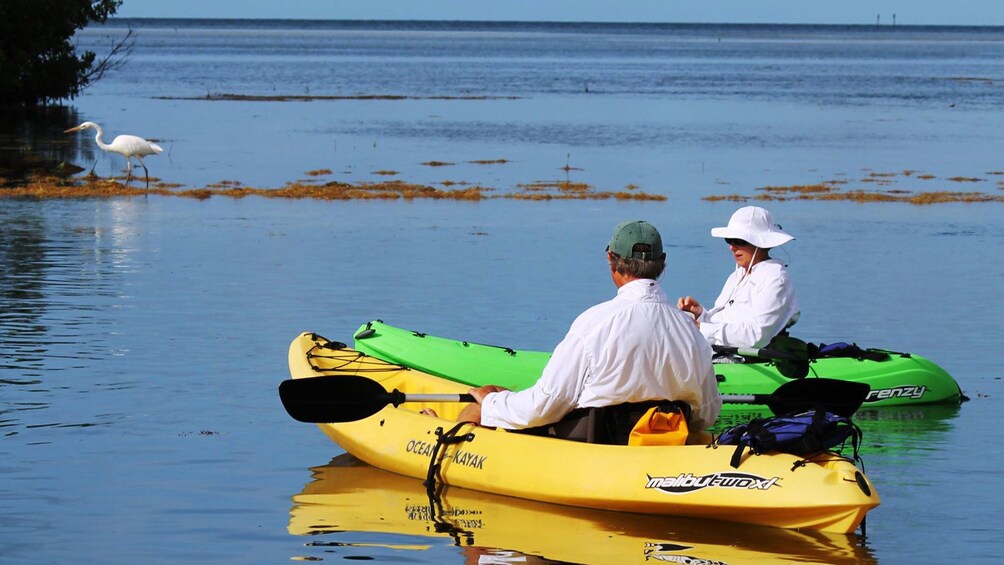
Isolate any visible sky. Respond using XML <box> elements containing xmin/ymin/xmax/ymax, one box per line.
<box><xmin>115</xmin><ymin>0</ymin><xmax>1004</xmax><ymax>26</ymax></box>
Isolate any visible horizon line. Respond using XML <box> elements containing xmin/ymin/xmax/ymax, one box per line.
<box><xmin>105</xmin><ymin>17</ymin><xmax>1004</xmax><ymax>29</ymax></box>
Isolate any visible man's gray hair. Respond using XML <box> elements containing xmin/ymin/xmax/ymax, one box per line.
<box><xmin>609</xmin><ymin>253</ymin><xmax>665</xmax><ymax>280</ymax></box>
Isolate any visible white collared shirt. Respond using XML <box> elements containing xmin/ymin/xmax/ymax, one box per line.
<box><xmin>698</xmin><ymin>258</ymin><xmax>800</xmax><ymax>349</ymax></box>
<box><xmin>480</xmin><ymin>279</ymin><xmax>721</xmax><ymax>431</ymax></box>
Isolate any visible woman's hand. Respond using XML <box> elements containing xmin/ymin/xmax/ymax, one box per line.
<box><xmin>677</xmin><ymin>296</ymin><xmax>703</xmax><ymax>319</ymax></box>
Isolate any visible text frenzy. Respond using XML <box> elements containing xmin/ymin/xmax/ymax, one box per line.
<box><xmin>865</xmin><ymin>385</ymin><xmax>927</xmax><ymax>402</ymax></box>
<box><xmin>646</xmin><ymin>472</ymin><xmax>780</xmax><ymax>494</ymax></box>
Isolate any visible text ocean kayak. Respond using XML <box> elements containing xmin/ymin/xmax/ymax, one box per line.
<box><xmin>353</xmin><ymin>320</ymin><xmax>964</xmax><ymax>409</ymax></box>
<box><xmin>286</xmin><ymin>332</ymin><xmax>879</xmax><ymax>533</ymax></box>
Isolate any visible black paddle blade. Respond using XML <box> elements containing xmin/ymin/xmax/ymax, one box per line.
<box><xmin>767</xmin><ymin>378</ymin><xmax>870</xmax><ymax>418</ymax></box>
<box><xmin>767</xmin><ymin>334</ymin><xmax>810</xmax><ymax>379</ymax></box>
<box><xmin>279</xmin><ymin>376</ymin><xmax>396</xmax><ymax>423</ymax></box>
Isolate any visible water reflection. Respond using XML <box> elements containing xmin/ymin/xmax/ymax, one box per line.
<box><xmin>289</xmin><ymin>454</ymin><xmax>876</xmax><ymax>564</ymax></box>
<box><xmin>0</xmin><ymin>207</ymin><xmax>48</xmax><ymax>385</ymax></box>
<box><xmin>0</xmin><ymin>106</ymin><xmax>88</xmax><ymax>179</ymax></box>
<box><xmin>854</xmin><ymin>405</ymin><xmax>961</xmax><ymax>455</ymax></box>
<box><xmin>0</xmin><ymin>200</ymin><xmax>140</xmax><ymax>435</ymax></box>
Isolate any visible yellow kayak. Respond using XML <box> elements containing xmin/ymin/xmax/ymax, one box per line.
<box><xmin>286</xmin><ymin>332</ymin><xmax>880</xmax><ymax>533</ymax></box>
<box><xmin>289</xmin><ymin>454</ymin><xmax>876</xmax><ymax>564</ymax></box>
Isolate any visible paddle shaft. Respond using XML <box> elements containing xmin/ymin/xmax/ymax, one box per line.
<box><xmin>392</xmin><ymin>391</ymin><xmax>766</xmax><ymax>406</ymax></box>
<box><xmin>713</xmin><ymin>344</ymin><xmax>799</xmax><ymax>361</ymax></box>
<box><xmin>279</xmin><ymin>374</ymin><xmax>868</xmax><ymax>423</ymax></box>
<box><xmin>404</xmin><ymin>393</ymin><xmax>476</xmax><ymax>403</ymax></box>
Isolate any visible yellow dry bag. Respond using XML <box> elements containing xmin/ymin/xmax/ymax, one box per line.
<box><xmin>628</xmin><ymin>404</ymin><xmax>689</xmax><ymax>446</ymax></box>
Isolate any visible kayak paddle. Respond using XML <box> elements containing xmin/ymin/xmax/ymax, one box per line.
<box><xmin>713</xmin><ymin>334</ymin><xmax>810</xmax><ymax>379</ymax></box>
<box><xmin>278</xmin><ymin>374</ymin><xmax>868</xmax><ymax>424</ymax></box>
<box><xmin>279</xmin><ymin>375</ymin><xmax>475</xmax><ymax>424</ymax></box>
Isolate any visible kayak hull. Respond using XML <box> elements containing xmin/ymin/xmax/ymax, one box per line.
<box><xmin>353</xmin><ymin>320</ymin><xmax>963</xmax><ymax>409</ymax></box>
<box><xmin>288</xmin><ymin>332</ymin><xmax>879</xmax><ymax>533</ymax></box>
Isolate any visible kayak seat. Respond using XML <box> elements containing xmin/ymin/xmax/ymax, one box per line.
<box><xmin>515</xmin><ymin>400</ymin><xmax>692</xmax><ymax>445</ymax></box>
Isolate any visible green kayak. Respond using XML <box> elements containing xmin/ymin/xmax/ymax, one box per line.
<box><xmin>353</xmin><ymin>320</ymin><xmax>965</xmax><ymax>410</ymax></box>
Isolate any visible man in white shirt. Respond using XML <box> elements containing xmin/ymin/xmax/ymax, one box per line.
<box><xmin>457</xmin><ymin>220</ymin><xmax>722</xmax><ymax>432</ymax></box>
<box><xmin>678</xmin><ymin>206</ymin><xmax>800</xmax><ymax>349</ymax></box>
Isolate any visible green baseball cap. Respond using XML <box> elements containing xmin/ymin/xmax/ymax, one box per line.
<box><xmin>607</xmin><ymin>220</ymin><xmax>665</xmax><ymax>260</ymax></box>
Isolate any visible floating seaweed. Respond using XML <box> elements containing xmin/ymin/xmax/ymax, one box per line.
<box><xmin>705</xmin><ymin>169</ymin><xmax>1004</xmax><ymax>205</ymax></box>
<box><xmin>703</xmin><ymin>194</ymin><xmax>750</xmax><ymax>202</ymax></box>
<box><xmin>13</xmin><ymin>163</ymin><xmax>1000</xmax><ymax>205</ymax></box>
<box><xmin>757</xmin><ymin>183</ymin><xmax>837</xmax><ymax>194</ymax></box>
<box><xmin>517</xmin><ymin>180</ymin><xmax>591</xmax><ymax>192</ymax></box>
<box><xmin>1</xmin><ymin>172</ymin><xmax>665</xmax><ymax>202</ymax></box>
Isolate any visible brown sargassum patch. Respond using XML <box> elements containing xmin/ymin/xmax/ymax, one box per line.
<box><xmin>511</xmin><ymin>180</ymin><xmax>661</xmax><ymax>201</ymax></box>
<box><xmin>0</xmin><ymin>173</ymin><xmax>664</xmax><ymax>202</ymax></box>
<box><xmin>706</xmin><ymin>170</ymin><xmax>1004</xmax><ymax>205</ymax></box>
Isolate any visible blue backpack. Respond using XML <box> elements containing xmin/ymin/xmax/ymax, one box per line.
<box><xmin>714</xmin><ymin>407</ymin><xmax>862</xmax><ymax>468</ymax></box>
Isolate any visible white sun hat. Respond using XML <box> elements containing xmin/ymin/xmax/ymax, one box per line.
<box><xmin>710</xmin><ymin>206</ymin><xmax>794</xmax><ymax>248</ymax></box>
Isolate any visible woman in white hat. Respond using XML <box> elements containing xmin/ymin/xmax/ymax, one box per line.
<box><xmin>678</xmin><ymin>206</ymin><xmax>800</xmax><ymax>349</ymax></box>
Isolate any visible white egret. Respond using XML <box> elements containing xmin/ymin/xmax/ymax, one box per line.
<box><xmin>64</xmin><ymin>121</ymin><xmax>164</xmax><ymax>188</ymax></box>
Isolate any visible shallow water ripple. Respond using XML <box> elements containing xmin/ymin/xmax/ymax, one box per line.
<box><xmin>1</xmin><ymin>201</ymin><xmax>142</xmax><ymax>436</ymax></box>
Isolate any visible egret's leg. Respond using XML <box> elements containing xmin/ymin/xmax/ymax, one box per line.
<box><xmin>124</xmin><ymin>158</ymin><xmax>133</xmax><ymax>184</ymax></box>
<box><xmin>139</xmin><ymin>159</ymin><xmax>151</xmax><ymax>190</ymax></box>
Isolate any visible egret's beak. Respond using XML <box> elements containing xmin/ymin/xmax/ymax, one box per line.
<box><xmin>63</xmin><ymin>125</ymin><xmax>83</xmax><ymax>133</ymax></box>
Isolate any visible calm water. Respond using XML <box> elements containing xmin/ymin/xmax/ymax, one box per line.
<box><xmin>2</xmin><ymin>19</ymin><xmax>1003</xmax><ymax>564</ymax></box>
<box><xmin>49</xmin><ymin>18</ymin><xmax>1004</xmax><ymax>193</ymax></box>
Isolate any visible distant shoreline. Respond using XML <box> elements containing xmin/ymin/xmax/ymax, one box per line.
<box><xmin>99</xmin><ymin>18</ymin><xmax>1004</xmax><ymax>34</ymax></box>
